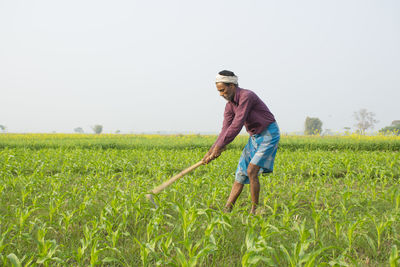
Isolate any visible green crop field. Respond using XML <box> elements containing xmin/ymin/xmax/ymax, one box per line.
<box><xmin>1</xmin><ymin>133</ymin><xmax>400</xmax><ymax>266</ymax></box>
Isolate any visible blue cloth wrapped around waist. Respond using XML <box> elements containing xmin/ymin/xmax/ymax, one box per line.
<box><xmin>235</xmin><ymin>122</ymin><xmax>280</xmax><ymax>184</ymax></box>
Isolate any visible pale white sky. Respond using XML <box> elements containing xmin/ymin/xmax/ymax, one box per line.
<box><xmin>1</xmin><ymin>0</ymin><xmax>399</xmax><ymax>134</ymax></box>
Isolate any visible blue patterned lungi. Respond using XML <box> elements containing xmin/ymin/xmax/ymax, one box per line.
<box><xmin>235</xmin><ymin>122</ymin><xmax>280</xmax><ymax>184</ymax></box>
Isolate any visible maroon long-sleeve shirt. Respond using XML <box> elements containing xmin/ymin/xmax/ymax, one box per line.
<box><xmin>214</xmin><ymin>87</ymin><xmax>276</xmax><ymax>148</ymax></box>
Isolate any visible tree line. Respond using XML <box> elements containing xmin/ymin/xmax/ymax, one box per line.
<box><xmin>1</xmin><ymin>109</ymin><xmax>399</xmax><ymax>135</ymax></box>
<box><xmin>305</xmin><ymin>108</ymin><xmax>399</xmax><ymax>135</ymax></box>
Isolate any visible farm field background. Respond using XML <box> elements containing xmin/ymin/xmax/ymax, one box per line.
<box><xmin>1</xmin><ymin>134</ymin><xmax>400</xmax><ymax>266</ymax></box>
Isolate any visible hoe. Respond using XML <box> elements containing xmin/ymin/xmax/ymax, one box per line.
<box><xmin>146</xmin><ymin>160</ymin><xmax>203</xmax><ymax>208</ymax></box>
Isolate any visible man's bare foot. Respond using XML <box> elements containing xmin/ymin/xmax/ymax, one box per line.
<box><xmin>223</xmin><ymin>206</ymin><xmax>232</xmax><ymax>213</ymax></box>
<box><xmin>250</xmin><ymin>205</ymin><xmax>257</xmax><ymax>215</ymax></box>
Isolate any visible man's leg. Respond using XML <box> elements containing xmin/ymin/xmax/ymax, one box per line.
<box><xmin>247</xmin><ymin>163</ymin><xmax>261</xmax><ymax>214</ymax></box>
<box><xmin>224</xmin><ymin>181</ymin><xmax>244</xmax><ymax>212</ymax></box>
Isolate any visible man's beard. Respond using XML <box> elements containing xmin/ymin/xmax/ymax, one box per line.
<box><xmin>223</xmin><ymin>94</ymin><xmax>233</xmax><ymax>102</ymax></box>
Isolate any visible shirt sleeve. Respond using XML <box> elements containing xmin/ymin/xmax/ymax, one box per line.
<box><xmin>215</xmin><ymin>93</ymin><xmax>254</xmax><ymax>148</ymax></box>
<box><xmin>212</xmin><ymin>104</ymin><xmax>234</xmax><ymax>149</ymax></box>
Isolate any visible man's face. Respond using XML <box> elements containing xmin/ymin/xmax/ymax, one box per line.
<box><xmin>216</xmin><ymin>82</ymin><xmax>236</xmax><ymax>102</ymax></box>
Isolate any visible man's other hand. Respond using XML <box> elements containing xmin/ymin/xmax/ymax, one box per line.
<box><xmin>203</xmin><ymin>146</ymin><xmax>223</xmax><ymax>164</ymax></box>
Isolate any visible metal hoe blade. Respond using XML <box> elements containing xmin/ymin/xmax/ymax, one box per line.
<box><xmin>146</xmin><ymin>194</ymin><xmax>158</xmax><ymax>209</ymax></box>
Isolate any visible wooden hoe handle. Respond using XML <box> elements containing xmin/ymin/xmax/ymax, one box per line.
<box><xmin>149</xmin><ymin>160</ymin><xmax>203</xmax><ymax>195</ymax></box>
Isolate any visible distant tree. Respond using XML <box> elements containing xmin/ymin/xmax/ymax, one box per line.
<box><xmin>74</xmin><ymin>127</ymin><xmax>84</xmax><ymax>133</ymax></box>
<box><xmin>323</xmin><ymin>129</ymin><xmax>333</xmax><ymax>136</ymax></box>
<box><xmin>353</xmin><ymin>109</ymin><xmax>378</xmax><ymax>135</ymax></box>
<box><xmin>304</xmin><ymin>117</ymin><xmax>323</xmax><ymax>135</ymax></box>
<box><xmin>392</xmin><ymin>120</ymin><xmax>400</xmax><ymax>126</ymax></box>
<box><xmin>91</xmin><ymin>125</ymin><xmax>103</xmax><ymax>134</ymax></box>
<box><xmin>115</xmin><ymin>130</ymin><xmax>121</xmax><ymax>134</ymax></box>
<box><xmin>0</xmin><ymin>125</ymin><xmax>6</xmax><ymax>133</ymax></box>
<box><xmin>379</xmin><ymin>120</ymin><xmax>400</xmax><ymax>135</ymax></box>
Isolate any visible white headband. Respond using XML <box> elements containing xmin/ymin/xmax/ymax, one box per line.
<box><xmin>215</xmin><ymin>74</ymin><xmax>238</xmax><ymax>84</ymax></box>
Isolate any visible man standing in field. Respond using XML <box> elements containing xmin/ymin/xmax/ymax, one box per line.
<box><xmin>202</xmin><ymin>70</ymin><xmax>280</xmax><ymax>214</ymax></box>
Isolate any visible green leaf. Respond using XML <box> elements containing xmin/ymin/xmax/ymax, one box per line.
<box><xmin>7</xmin><ymin>253</ymin><xmax>21</xmax><ymax>267</ymax></box>
<box><xmin>364</xmin><ymin>234</ymin><xmax>377</xmax><ymax>257</ymax></box>
<box><xmin>102</xmin><ymin>257</ymin><xmax>120</xmax><ymax>264</ymax></box>
<box><xmin>247</xmin><ymin>255</ymin><xmax>273</xmax><ymax>265</ymax></box>
<box><xmin>390</xmin><ymin>245</ymin><xmax>400</xmax><ymax>267</ymax></box>
<box><xmin>175</xmin><ymin>248</ymin><xmax>188</xmax><ymax>266</ymax></box>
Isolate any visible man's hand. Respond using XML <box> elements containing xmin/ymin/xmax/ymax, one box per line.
<box><xmin>202</xmin><ymin>146</ymin><xmax>223</xmax><ymax>164</ymax></box>
<box><xmin>201</xmin><ymin>151</ymin><xmax>211</xmax><ymax>164</ymax></box>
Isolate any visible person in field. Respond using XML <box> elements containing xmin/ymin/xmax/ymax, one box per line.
<box><xmin>202</xmin><ymin>70</ymin><xmax>280</xmax><ymax>214</ymax></box>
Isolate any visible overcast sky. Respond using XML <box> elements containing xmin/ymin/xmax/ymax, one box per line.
<box><xmin>1</xmin><ymin>0</ymin><xmax>399</xmax><ymax>134</ymax></box>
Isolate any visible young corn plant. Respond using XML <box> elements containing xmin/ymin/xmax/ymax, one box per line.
<box><xmin>157</xmin><ymin>234</ymin><xmax>175</xmax><ymax>265</ymax></box>
<box><xmin>89</xmin><ymin>238</ymin><xmax>108</xmax><ymax>266</ymax></box>
<box><xmin>75</xmin><ymin>222</ymin><xmax>99</xmax><ymax>265</ymax></box>
<box><xmin>278</xmin><ymin>219</ymin><xmax>335</xmax><ymax>266</ymax></box>
<box><xmin>58</xmin><ymin>209</ymin><xmax>77</xmax><ymax>233</ymax></box>
<box><xmin>390</xmin><ymin>245</ymin><xmax>400</xmax><ymax>267</ymax></box>
<box><xmin>34</xmin><ymin>226</ymin><xmax>63</xmax><ymax>266</ymax></box>
<box><xmin>134</xmin><ymin>233</ymin><xmax>161</xmax><ymax>267</ymax></box>
<box><xmin>369</xmin><ymin>215</ymin><xmax>394</xmax><ymax>253</ymax></box>
<box><xmin>174</xmin><ymin>239</ymin><xmax>217</xmax><ymax>267</ymax></box>
<box><xmin>346</xmin><ymin>218</ymin><xmax>364</xmax><ymax>253</ymax></box>
<box><xmin>16</xmin><ymin>206</ymin><xmax>38</xmax><ymax>236</ymax></box>
<box><xmin>241</xmin><ymin>226</ymin><xmax>276</xmax><ymax>266</ymax></box>
<box><xmin>133</xmin><ymin>212</ymin><xmax>167</xmax><ymax>266</ymax></box>
<box><xmin>310</xmin><ymin>202</ymin><xmax>322</xmax><ymax>240</ymax></box>
<box><xmin>7</xmin><ymin>253</ymin><xmax>34</xmax><ymax>267</ymax></box>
